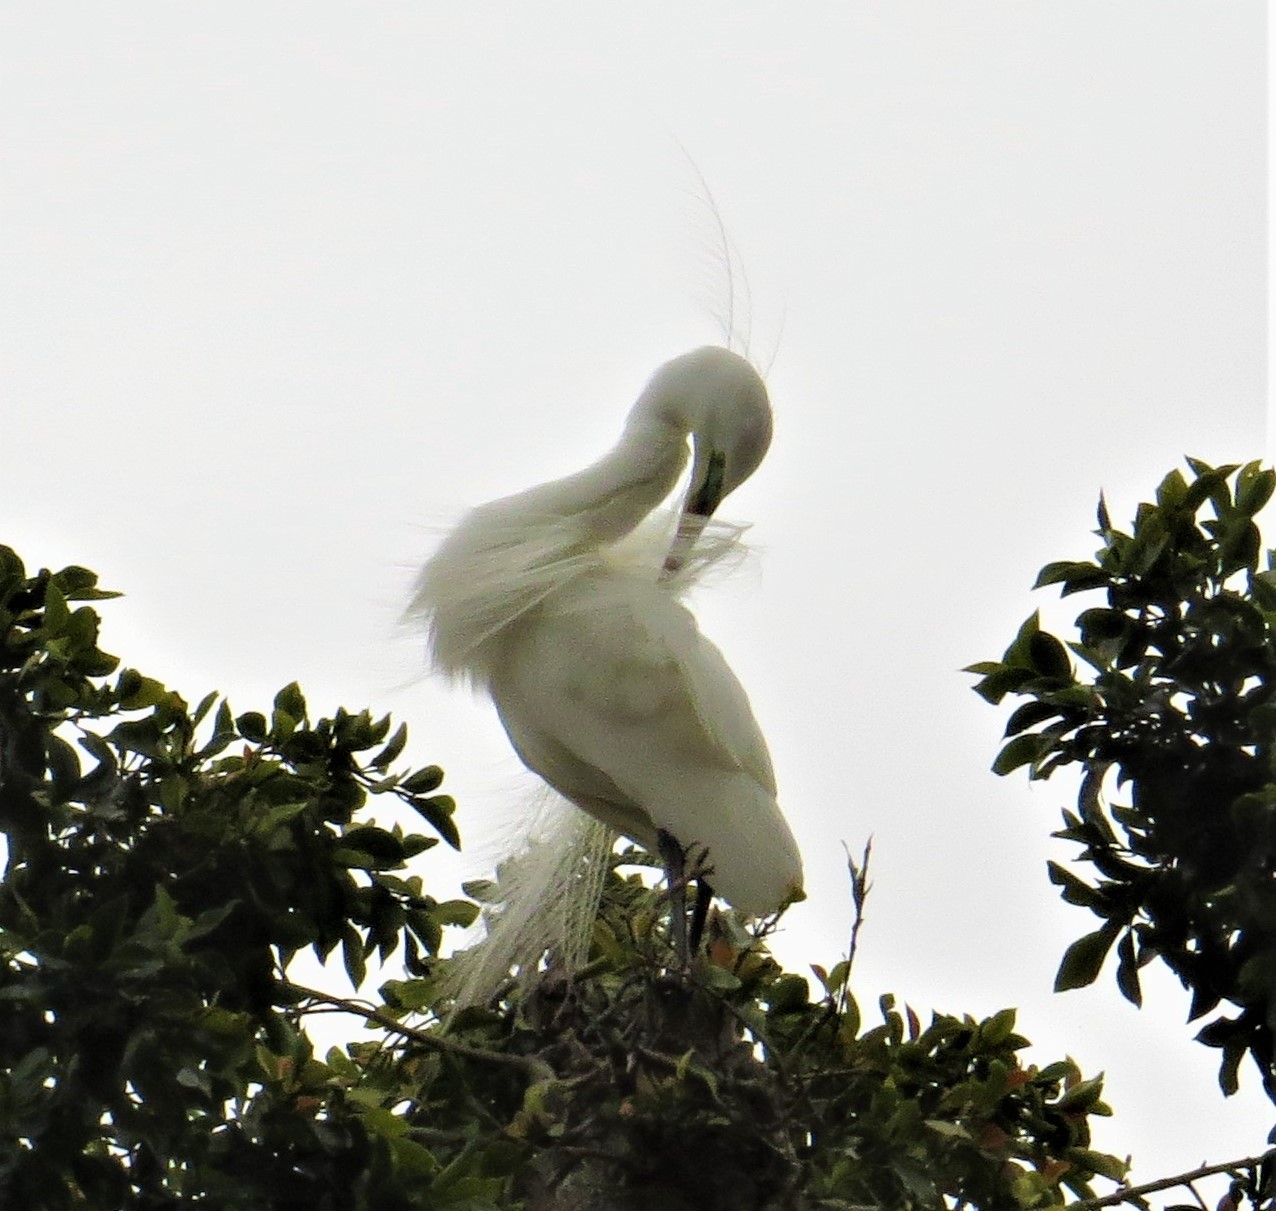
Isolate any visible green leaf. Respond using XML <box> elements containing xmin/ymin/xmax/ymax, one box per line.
<box><xmin>400</xmin><ymin>833</ymin><xmax>438</xmax><ymax>858</ymax></box>
<box><xmin>110</xmin><ymin>717</ymin><xmax>164</xmax><ymax>759</ymax></box>
<box><xmin>1068</xmin><ymin>1148</ymin><xmax>1128</xmax><ymax>1182</ymax></box>
<box><xmin>254</xmin><ymin>801</ymin><xmax>311</xmax><ymax>835</ymax></box>
<box><xmin>388</xmin><ymin>1133</ymin><xmax>439</xmax><ymax>1177</ymax></box>
<box><xmin>401</xmin><ymin>765</ymin><xmax>445</xmax><ymax>794</ymax></box>
<box><xmin>766</xmin><ymin>973</ymin><xmax>810</xmax><ymax>1013</ymax></box>
<box><xmin>432</xmin><ymin>899</ymin><xmax>480</xmax><ymax>928</ymax></box>
<box><xmin>1116</xmin><ymin>930</ymin><xmax>1142</xmax><ymax>1007</ymax></box>
<box><xmin>1182</xmin><ymin>467</ymin><xmax>1232</xmax><ymax>517</ymax></box>
<box><xmin>1004</xmin><ymin>611</ymin><xmax>1042</xmax><ymax>667</ymax></box>
<box><xmin>461</xmin><ymin>879</ymin><xmax>497</xmax><ymax>902</ymax></box>
<box><xmin>979</xmin><ymin>1006</ymin><xmax>1017</xmax><ymax>1046</ymax></box>
<box><xmin>342</xmin><ymin>925</ymin><xmax>368</xmax><ymax>989</ymax></box>
<box><xmin>44</xmin><ymin>733</ymin><xmax>82</xmax><ymax>789</ymax></box>
<box><xmin>968</xmin><ymin>665</ymin><xmax>1036</xmax><ymax>705</ymax></box>
<box><xmin>1054</xmin><ymin>923</ymin><xmax>1121</xmax><ymax>992</ymax></box>
<box><xmin>42</xmin><ymin>580</ymin><xmax>70</xmax><ymax>633</ymax></box>
<box><xmin>341</xmin><ymin>825</ymin><xmax>405</xmax><ymax>866</ymax></box>
<box><xmin>1003</xmin><ymin>700</ymin><xmax>1060</xmax><ymax>738</ymax></box>
<box><xmin>1155</xmin><ymin>468</ymin><xmax>1188</xmax><ymax>509</ymax></box>
<box><xmin>1076</xmin><ymin>607</ymin><xmax>1129</xmax><ymax>642</ymax></box>
<box><xmin>924</xmin><ymin>1119</ymin><xmax>971</xmax><ymax>1140</ymax></box>
<box><xmin>54</xmin><ymin>564</ymin><xmax>122</xmax><ymax>602</ymax></box>
<box><xmin>8</xmin><ymin>1046</ymin><xmax>54</xmax><ymax>1096</ymax></box>
<box><xmin>1047</xmin><ymin>862</ymin><xmax>1103</xmax><ymax>911</ymax></box>
<box><xmin>1036</xmin><ymin>1060</ymin><xmax>1077</xmax><ymax>1085</ymax></box>
<box><xmin>273</xmin><ymin>681</ymin><xmax>307</xmax><ymax>722</ymax></box>
<box><xmin>1028</xmin><ymin>631</ymin><xmax>1072</xmax><ymax>678</ymax></box>
<box><xmin>1220</xmin><ymin>517</ymin><xmax>1262</xmax><ymax>575</ymax></box>
<box><xmin>991</xmin><ymin>733</ymin><xmax>1050</xmax><ymax>777</ymax></box>
<box><xmin>839</xmin><ymin>991</ymin><xmax>861</xmax><ymax>1038</ymax></box>
<box><xmin>410</xmin><ymin>794</ymin><xmax>460</xmax><ymax>849</ymax></box>
<box><xmin>1056</xmin><ymin>1073</ymin><xmax>1106</xmax><ymax>1113</ymax></box>
<box><xmin>371</xmin><ymin>722</ymin><xmax>408</xmax><ymax>772</ymax></box>
<box><xmin>1237</xmin><ymin>462</ymin><xmax>1276</xmax><ymax>516</ymax></box>
<box><xmin>1078</xmin><ymin>767</ymin><xmax>1119</xmax><ymax>846</ymax></box>
<box><xmin>120</xmin><ymin>673</ymin><xmax>169</xmax><ymax>711</ymax></box>
<box><xmin>1033</xmin><ymin>560</ymin><xmax>1104</xmax><ymax>591</ymax></box>
<box><xmin>382</xmin><ymin>978</ymin><xmax>437</xmax><ymax>1011</ymax></box>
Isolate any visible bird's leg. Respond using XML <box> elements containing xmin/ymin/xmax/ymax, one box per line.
<box><xmin>683</xmin><ymin>844</ymin><xmax>717</xmax><ymax>957</ymax></box>
<box><xmin>656</xmin><ymin>829</ymin><xmax>690</xmax><ymax>968</ymax></box>
<box><xmin>688</xmin><ymin>878</ymin><xmax>714</xmax><ymax>955</ymax></box>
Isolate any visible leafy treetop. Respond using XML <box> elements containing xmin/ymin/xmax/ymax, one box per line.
<box><xmin>969</xmin><ymin>458</ymin><xmax>1276</xmax><ymax>1115</ymax></box>
<box><xmin>1</xmin><ymin>543</ymin><xmax>1124</xmax><ymax>1209</ymax></box>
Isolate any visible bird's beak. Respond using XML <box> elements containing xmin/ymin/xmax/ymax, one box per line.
<box><xmin>663</xmin><ymin>449</ymin><xmax>725</xmax><ymax>576</ymax></box>
<box><xmin>686</xmin><ymin>449</ymin><xmax>726</xmax><ymax>520</ymax></box>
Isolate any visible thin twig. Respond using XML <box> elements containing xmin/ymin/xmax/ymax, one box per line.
<box><xmin>281</xmin><ymin>980</ymin><xmax>554</xmax><ymax>1082</ymax></box>
<box><xmin>1078</xmin><ymin>1149</ymin><xmax>1275</xmax><ymax>1209</ymax></box>
<box><xmin>839</xmin><ymin>837</ymin><xmax>873</xmax><ymax>1016</ymax></box>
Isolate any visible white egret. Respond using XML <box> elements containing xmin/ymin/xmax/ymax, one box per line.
<box><xmin>411</xmin><ymin>347</ymin><xmax>803</xmax><ymax>998</ymax></box>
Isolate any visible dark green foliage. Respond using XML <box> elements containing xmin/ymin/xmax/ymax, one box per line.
<box><xmin>0</xmin><ymin>547</ymin><xmax>464</xmax><ymax>1208</ymax></box>
<box><xmin>969</xmin><ymin>459</ymin><xmax>1276</xmax><ymax>1105</ymax></box>
<box><xmin>0</xmin><ymin>545</ymin><xmax>1123</xmax><ymax>1208</ymax></box>
<box><xmin>388</xmin><ymin>878</ymin><xmax>1123</xmax><ymax>1211</ymax></box>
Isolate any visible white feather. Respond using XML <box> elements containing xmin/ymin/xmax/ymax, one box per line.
<box><xmin>411</xmin><ymin>348</ymin><xmax>804</xmax><ymax>1009</ymax></box>
<box><xmin>445</xmin><ymin>798</ymin><xmax>616</xmax><ymax>1011</ymax></box>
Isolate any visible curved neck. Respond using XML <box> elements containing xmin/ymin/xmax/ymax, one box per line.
<box><xmin>416</xmin><ymin>415</ymin><xmax>690</xmax><ymax>685</ymax></box>
<box><xmin>510</xmin><ymin>418</ymin><xmax>689</xmax><ymax>545</ymax></box>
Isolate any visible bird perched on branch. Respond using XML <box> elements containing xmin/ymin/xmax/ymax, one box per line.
<box><xmin>411</xmin><ymin>347</ymin><xmax>803</xmax><ymax>1004</ymax></box>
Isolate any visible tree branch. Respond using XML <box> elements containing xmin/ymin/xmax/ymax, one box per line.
<box><xmin>1078</xmin><ymin>1149</ymin><xmax>1275</xmax><ymax>1209</ymax></box>
<box><xmin>281</xmin><ymin>980</ymin><xmax>555</xmax><ymax>1082</ymax></box>
<box><xmin>839</xmin><ymin>837</ymin><xmax>872</xmax><ymax>1016</ymax></box>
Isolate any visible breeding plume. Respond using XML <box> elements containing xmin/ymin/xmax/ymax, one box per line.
<box><xmin>412</xmin><ymin>347</ymin><xmax>803</xmax><ymax>992</ymax></box>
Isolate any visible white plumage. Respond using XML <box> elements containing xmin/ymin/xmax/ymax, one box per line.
<box><xmin>412</xmin><ymin>347</ymin><xmax>802</xmax><ymax>989</ymax></box>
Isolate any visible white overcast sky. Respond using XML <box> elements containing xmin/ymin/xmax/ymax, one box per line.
<box><xmin>3</xmin><ymin>2</ymin><xmax>1269</xmax><ymax>1189</ymax></box>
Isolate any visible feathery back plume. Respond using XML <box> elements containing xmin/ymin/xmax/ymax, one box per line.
<box><xmin>444</xmin><ymin>799</ymin><xmax>616</xmax><ymax>1013</ymax></box>
<box><xmin>408</xmin><ymin>502</ymin><xmax>596</xmax><ymax>689</ymax></box>
<box><xmin>410</xmin><ymin>499</ymin><xmax>751</xmax><ymax>691</ymax></box>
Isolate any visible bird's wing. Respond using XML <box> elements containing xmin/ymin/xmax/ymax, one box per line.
<box><xmin>508</xmin><ymin>571</ymin><xmax>775</xmax><ymax>788</ymax></box>
<box><xmin>489</xmin><ymin>571</ymin><xmax>800</xmax><ymax>914</ymax></box>
<box><xmin>640</xmin><ymin>585</ymin><xmax>778</xmax><ymax>798</ymax></box>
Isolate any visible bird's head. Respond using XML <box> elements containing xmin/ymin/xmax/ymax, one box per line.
<box><xmin>633</xmin><ymin>347</ymin><xmax>772</xmax><ymax>573</ymax></box>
